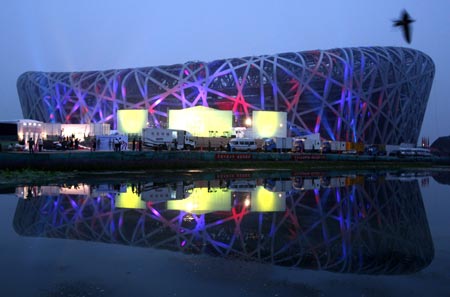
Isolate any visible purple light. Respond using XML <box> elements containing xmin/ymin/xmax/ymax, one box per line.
<box><xmin>342</xmin><ymin>242</ymin><xmax>348</xmax><ymax>259</ymax></box>
<box><xmin>151</xmin><ymin>208</ymin><xmax>161</xmax><ymax>217</ymax></box>
<box><xmin>113</xmin><ymin>79</ymin><xmax>118</xmax><ymax>93</ymax></box>
<box><xmin>119</xmin><ymin>214</ymin><xmax>123</xmax><ymax>227</ymax></box>
<box><xmin>314</xmin><ymin>115</ymin><xmax>321</xmax><ymax>133</ymax></box>
<box><xmin>181</xmin><ymin>240</ymin><xmax>186</xmax><ymax>247</ymax></box>
<box><xmin>69</xmin><ymin>199</ymin><xmax>78</xmax><ymax>209</ymax></box>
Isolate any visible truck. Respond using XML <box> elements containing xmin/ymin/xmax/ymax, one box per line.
<box><xmin>364</xmin><ymin>144</ymin><xmax>387</xmax><ymax>156</ymax></box>
<box><xmin>292</xmin><ymin>133</ymin><xmax>322</xmax><ymax>152</ymax></box>
<box><xmin>96</xmin><ymin>134</ymin><xmax>128</xmax><ymax>151</ymax></box>
<box><xmin>321</xmin><ymin>141</ymin><xmax>347</xmax><ymax>153</ymax></box>
<box><xmin>345</xmin><ymin>142</ymin><xmax>365</xmax><ymax>154</ymax></box>
<box><xmin>142</xmin><ymin>128</ymin><xmax>196</xmax><ymax>150</ymax></box>
<box><xmin>321</xmin><ymin>140</ymin><xmax>365</xmax><ymax>154</ymax></box>
<box><xmin>263</xmin><ymin>137</ymin><xmax>293</xmax><ymax>152</ymax></box>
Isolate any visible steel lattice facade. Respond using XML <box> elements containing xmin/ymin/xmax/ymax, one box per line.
<box><xmin>17</xmin><ymin>46</ymin><xmax>434</xmax><ymax>144</ymax></box>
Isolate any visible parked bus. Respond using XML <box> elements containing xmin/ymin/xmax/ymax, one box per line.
<box><xmin>389</xmin><ymin>147</ymin><xmax>432</xmax><ymax>157</ymax></box>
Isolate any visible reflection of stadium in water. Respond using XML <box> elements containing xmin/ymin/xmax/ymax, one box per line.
<box><xmin>13</xmin><ymin>174</ymin><xmax>434</xmax><ymax>275</ymax></box>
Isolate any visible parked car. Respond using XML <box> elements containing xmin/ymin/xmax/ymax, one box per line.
<box><xmin>6</xmin><ymin>143</ymin><xmax>25</xmax><ymax>151</ymax></box>
<box><xmin>228</xmin><ymin>138</ymin><xmax>257</xmax><ymax>152</ymax></box>
<box><xmin>365</xmin><ymin>145</ymin><xmax>386</xmax><ymax>156</ymax></box>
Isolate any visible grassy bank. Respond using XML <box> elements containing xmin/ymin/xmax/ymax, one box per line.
<box><xmin>1</xmin><ymin>160</ymin><xmax>447</xmax><ymax>188</ymax></box>
<box><xmin>1</xmin><ymin>150</ymin><xmax>448</xmax><ymax>179</ymax></box>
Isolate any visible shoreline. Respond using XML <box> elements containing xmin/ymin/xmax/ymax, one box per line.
<box><xmin>1</xmin><ymin>150</ymin><xmax>448</xmax><ymax>171</ymax></box>
<box><xmin>1</xmin><ymin>150</ymin><xmax>449</xmax><ymax>186</ymax></box>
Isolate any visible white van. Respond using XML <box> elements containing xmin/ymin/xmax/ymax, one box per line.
<box><xmin>228</xmin><ymin>138</ymin><xmax>258</xmax><ymax>152</ymax></box>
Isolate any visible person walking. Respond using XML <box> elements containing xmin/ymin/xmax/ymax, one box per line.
<box><xmin>132</xmin><ymin>137</ymin><xmax>136</xmax><ymax>151</ymax></box>
<box><xmin>138</xmin><ymin>137</ymin><xmax>142</xmax><ymax>151</ymax></box>
<box><xmin>91</xmin><ymin>137</ymin><xmax>96</xmax><ymax>152</ymax></box>
<box><xmin>114</xmin><ymin>137</ymin><xmax>120</xmax><ymax>152</ymax></box>
<box><xmin>28</xmin><ymin>137</ymin><xmax>35</xmax><ymax>154</ymax></box>
<box><xmin>38</xmin><ymin>138</ymin><xmax>43</xmax><ymax>152</ymax></box>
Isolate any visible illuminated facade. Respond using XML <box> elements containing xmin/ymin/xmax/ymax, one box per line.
<box><xmin>17</xmin><ymin>47</ymin><xmax>434</xmax><ymax>144</ymax></box>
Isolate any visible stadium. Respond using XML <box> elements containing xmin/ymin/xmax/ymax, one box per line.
<box><xmin>17</xmin><ymin>46</ymin><xmax>434</xmax><ymax>144</ymax></box>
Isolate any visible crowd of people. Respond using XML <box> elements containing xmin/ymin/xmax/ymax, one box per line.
<box><xmin>24</xmin><ymin>137</ymin><xmax>44</xmax><ymax>154</ymax></box>
<box><xmin>55</xmin><ymin>135</ymin><xmax>81</xmax><ymax>151</ymax></box>
<box><xmin>89</xmin><ymin>136</ymin><xmax>143</xmax><ymax>152</ymax></box>
<box><xmin>8</xmin><ymin>135</ymin><xmax>144</xmax><ymax>153</ymax></box>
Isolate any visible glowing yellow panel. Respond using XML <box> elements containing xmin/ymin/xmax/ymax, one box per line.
<box><xmin>167</xmin><ymin>187</ymin><xmax>231</xmax><ymax>214</ymax></box>
<box><xmin>251</xmin><ymin>186</ymin><xmax>286</xmax><ymax>212</ymax></box>
<box><xmin>117</xmin><ymin>109</ymin><xmax>148</xmax><ymax>134</ymax></box>
<box><xmin>116</xmin><ymin>186</ymin><xmax>146</xmax><ymax>209</ymax></box>
<box><xmin>252</xmin><ymin>111</ymin><xmax>287</xmax><ymax>138</ymax></box>
<box><xmin>169</xmin><ymin>106</ymin><xmax>232</xmax><ymax>137</ymax></box>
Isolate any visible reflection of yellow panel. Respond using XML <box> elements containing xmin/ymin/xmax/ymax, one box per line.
<box><xmin>169</xmin><ymin>106</ymin><xmax>232</xmax><ymax>137</ymax></box>
<box><xmin>116</xmin><ymin>186</ymin><xmax>146</xmax><ymax>209</ymax></box>
<box><xmin>345</xmin><ymin>176</ymin><xmax>365</xmax><ymax>186</ymax></box>
<box><xmin>252</xmin><ymin>111</ymin><xmax>287</xmax><ymax>138</ymax></box>
<box><xmin>167</xmin><ymin>187</ymin><xmax>231</xmax><ymax>214</ymax></box>
<box><xmin>251</xmin><ymin>186</ymin><xmax>286</xmax><ymax>212</ymax></box>
<box><xmin>117</xmin><ymin>109</ymin><xmax>148</xmax><ymax>134</ymax></box>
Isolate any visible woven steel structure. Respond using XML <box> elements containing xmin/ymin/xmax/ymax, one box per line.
<box><xmin>17</xmin><ymin>47</ymin><xmax>434</xmax><ymax>144</ymax></box>
<box><xmin>13</xmin><ymin>175</ymin><xmax>433</xmax><ymax>275</ymax></box>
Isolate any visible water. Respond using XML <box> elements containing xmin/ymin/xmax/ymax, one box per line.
<box><xmin>1</xmin><ymin>169</ymin><xmax>449</xmax><ymax>297</ymax></box>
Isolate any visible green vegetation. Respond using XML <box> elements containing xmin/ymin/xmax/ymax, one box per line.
<box><xmin>0</xmin><ymin>169</ymin><xmax>75</xmax><ymax>185</ymax></box>
<box><xmin>1</xmin><ymin>151</ymin><xmax>448</xmax><ymax>185</ymax></box>
<box><xmin>0</xmin><ymin>160</ymin><xmax>442</xmax><ymax>184</ymax></box>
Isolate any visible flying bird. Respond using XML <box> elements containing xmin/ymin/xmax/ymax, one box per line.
<box><xmin>393</xmin><ymin>10</ymin><xmax>415</xmax><ymax>44</ymax></box>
